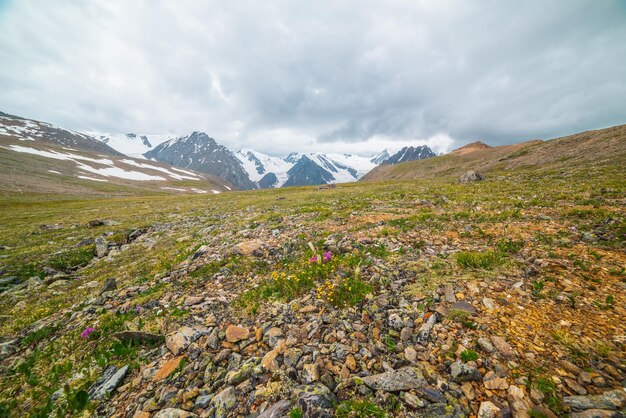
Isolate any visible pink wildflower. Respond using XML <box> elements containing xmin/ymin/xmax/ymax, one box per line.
<box><xmin>309</xmin><ymin>255</ymin><xmax>318</xmax><ymax>263</ymax></box>
<box><xmin>323</xmin><ymin>251</ymin><xmax>332</xmax><ymax>262</ymax></box>
<box><xmin>81</xmin><ymin>327</ymin><xmax>95</xmax><ymax>339</ymax></box>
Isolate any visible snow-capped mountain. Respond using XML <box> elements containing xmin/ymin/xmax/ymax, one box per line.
<box><xmin>85</xmin><ymin>128</ymin><xmax>436</xmax><ymax>190</ymax></box>
<box><xmin>370</xmin><ymin>149</ymin><xmax>390</xmax><ymax>165</ymax></box>
<box><xmin>235</xmin><ymin>149</ymin><xmax>292</xmax><ymax>187</ymax></box>
<box><xmin>145</xmin><ymin>132</ymin><xmax>257</xmax><ymax>190</ymax></box>
<box><xmin>235</xmin><ymin>149</ymin><xmax>381</xmax><ymax>188</ymax></box>
<box><xmin>91</xmin><ymin>132</ymin><xmax>174</xmax><ymax>158</ymax></box>
<box><xmin>384</xmin><ymin>145</ymin><xmax>436</xmax><ymax>164</ymax></box>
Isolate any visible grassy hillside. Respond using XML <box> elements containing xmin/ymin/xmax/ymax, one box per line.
<box><xmin>362</xmin><ymin>124</ymin><xmax>626</xmax><ymax>182</ymax></box>
<box><xmin>0</xmin><ymin>159</ymin><xmax>624</xmax><ymax>417</ymax></box>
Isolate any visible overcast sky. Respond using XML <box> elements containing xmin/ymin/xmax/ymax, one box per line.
<box><xmin>1</xmin><ymin>1</ymin><xmax>625</xmax><ymax>156</ymax></box>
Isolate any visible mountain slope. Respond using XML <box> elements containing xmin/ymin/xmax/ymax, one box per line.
<box><xmin>362</xmin><ymin>124</ymin><xmax>626</xmax><ymax>181</ymax></box>
<box><xmin>145</xmin><ymin>132</ymin><xmax>257</xmax><ymax>190</ymax></box>
<box><xmin>0</xmin><ymin>111</ymin><xmax>122</xmax><ymax>156</ymax></box>
<box><xmin>0</xmin><ymin>113</ymin><xmax>232</xmax><ymax>197</ymax></box>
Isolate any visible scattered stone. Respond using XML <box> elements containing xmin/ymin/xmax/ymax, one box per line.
<box><xmin>153</xmin><ymin>409</ymin><xmax>198</xmax><ymax>418</ymax></box>
<box><xmin>95</xmin><ymin>236</ymin><xmax>109</xmax><ymax>258</ymax></box>
<box><xmin>416</xmin><ymin>313</ymin><xmax>438</xmax><ymax>344</ymax></box>
<box><xmin>210</xmin><ymin>386</ymin><xmax>237</xmax><ymax>418</ymax></box>
<box><xmin>404</xmin><ymin>346</ymin><xmax>418</xmax><ymax>363</ymax></box>
<box><xmin>194</xmin><ymin>395</ymin><xmax>213</xmax><ymax>409</ymax></box>
<box><xmin>361</xmin><ymin>367</ymin><xmax>428</xmax><ymax>392</ymax></box>
<box><xmin>482</xmin><ymin>297</ymin><xmax>497</xmax><ymax>310</ymax></box>
<box><xmin>233</xmin><ymin>240</ymin><xmax>263</xmax><ymax>256</ymax></box>
<box><xmin>483</xmin><ymin>371</ymin><xmax>509</xmax><ymax>390</ymax></box>
<box><xmin>302</xmin><ymin>363</ymin><xmax>319</xmax><ymax>383</ymax></box>
<box><xmin>450</xmin><ymin>301</ymin><xmax>476</xmax><ymax>314</ymax></box>
<box><xmin>530</xmin><ymin>406</ymin><xmax>558</xmax><ymax>418</ymax></box>
<box><xmin>258</xmin><ymin>400</ymin><xmax>291</xmax><ymax>418</ymax></box>
<box><xmin>153</xmin><ymin>356</ymin><xmax>184</xmax><ymax>382</ymax></box>
<box><xmin>402</xmin><ymin>391</ymin><xmax>426</xmax><ymax>409</ymax></box>
<box><xmin>477</xmin><ymin>401</ymin><xmax>500</xmax><ymax>418</ymax></box>
<box><xmin>166</xmin><ymin>326</ymin><xmax>210</xmax><ymax>355</ymax></box>
<box><xmin>100</xmin><ymin>278</ymin><xmax>117</xmax><ymax>294</ymax></box>
<box><xmin>225</xmin><ymin>324</ymin><xmax>250</xmax><ymax>342</ymax></box>
<box><xmin>490</xmin><ymin>335</ymin><xmax>517</xmax><ymax>358</ymax></box>
<box><xmin>294</xmin><ymin>384</ymin><xmax>336</xmax><ymax>417</ymax></box>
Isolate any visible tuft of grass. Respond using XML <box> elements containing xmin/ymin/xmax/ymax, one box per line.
<box><xmin>289</xmin><ymin>408</ymin><xmax>303</xmax><ymax>418</ymax></box>
<box><xmin>460</xmin><ymin>349</ymin><xmax>478</xmax><ymax>363</ymax></box>
<box><xmin>48</xmin><ymin>245</ymin><xmax>95</xmax><ymax>271</ymax></box>
<box><xmin>21</xmin><ymin>324</ymin><xmax>60</xmax><ymax>347</ymax></box>
<box><xmin>336</xmin><ymin>399</ymin><xmax>388</xmax><ymax>418</ymax></box>
<box><xmin>456</xmin><ymin>250</ymin><xmax>504</xmax><ymax>270</ymax></box>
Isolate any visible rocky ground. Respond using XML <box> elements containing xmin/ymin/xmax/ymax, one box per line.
<box><xmin>0</xmin><ymin>165</ymin><xmax>625</xmax><ymax>417</ymax></box>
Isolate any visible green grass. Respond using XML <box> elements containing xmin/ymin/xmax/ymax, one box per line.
<box><xmin>48</xmin><ymin>245</ymin><xmax>95</xmax><ymax>271</ymax></box>
<box><xmin>336</xmin><ymin>399</ymin><xmax>388</xmax><ymax>418</ymax></box>
<box><xmin>456</xmin><ymin>250</ymin><xmax>504</xmax><ymax>270</ymax></box>
<box><xmin>460</xmin><ymin>349</ymin><xmax>478</xmax><ymax>363</ymax></box>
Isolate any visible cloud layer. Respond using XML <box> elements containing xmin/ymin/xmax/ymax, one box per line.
<box><xmin>1</xmin><ymin>0</ymin><xmax>625</xmax><ymax>155</ymax></box>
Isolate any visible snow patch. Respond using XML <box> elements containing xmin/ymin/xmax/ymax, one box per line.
<box><xmin>77</xmin><ymin>175</ymin><xmax>108</xmax><ymax>182</ymax></box>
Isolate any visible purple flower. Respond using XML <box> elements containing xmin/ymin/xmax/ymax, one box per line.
<box><xmin>309</xmin><ymin>255</ymin><xmax>319</xmax><ymax>263</ymax></box>
<box><xmin>136</xmin><ymin>305</ymin><xmax>144</xmax><ymax>314</ymax></box>
<box><xmin>323</xmin><ymin>251</ymin><xmax>332</xmax><ymax>262</ymax></box>
<box><xmin>81</xmin><ymin>327</ymin><xmax>95</xmax><ymax>339</ymax></box>
<box><xmin>569</xmin><ymin>226</ymin><xmax>578</xmax><ymax>232</ymax></box>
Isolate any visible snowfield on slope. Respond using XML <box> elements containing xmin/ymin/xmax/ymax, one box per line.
<box><xmin>3</xmin><ymin>145</ymin><xmax>204</xmax><ymax>182</ymax></box>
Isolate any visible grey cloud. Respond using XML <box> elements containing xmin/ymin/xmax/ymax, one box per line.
<box><xmin>0</xmin><ymin>0</ymin><xmax>624</xmax><ymax>155</ymax></box>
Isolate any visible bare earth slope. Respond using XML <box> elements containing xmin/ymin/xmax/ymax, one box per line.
<box><xmin>362</xmin><ymin>124</ymin><xmax>626</xmax><ymax>181</ymax></box>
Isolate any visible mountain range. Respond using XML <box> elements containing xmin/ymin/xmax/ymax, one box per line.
<box><xmin>0</xmin><ymin>110</ymin><xmax>442</xmax><ymax>192</ymax></box>
<box><xmin>104</xmin><ymin>132</ymin><xmax>434</xmax><ymax>190</ymax></box>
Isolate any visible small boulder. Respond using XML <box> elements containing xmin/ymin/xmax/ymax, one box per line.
<box><xmin>458</xmin><ymin>171</ymin><xmax>485</xmax><ymax>183</ymax></box>
<box><xmin>450</xmin><ymin>361</ymin><xmax>482</xmax><ymax>383</ymax></box>
<box><xmin>88</xmin><ymin>365</ymin><xmax>129</xmax><ymax>400</ymax></box>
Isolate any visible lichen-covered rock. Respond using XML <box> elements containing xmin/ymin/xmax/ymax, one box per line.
<box><xmin>153</xmin><ymin>408</ymin><xmax>198</xmax><ymax>418</ymax></box>
<box><xmin>563</xmin><ymin>390</ymin><xmax>626</xmax><ymax>412</ymax></box>
<box><xmin>450</xmin><ymin>361</ymin><xmax>482</xmax><ymax>383</ymax></box>
<box><xmin>258</xmin><ymin>400</ymin><xmax>291</xmax><ymax>418</ymax></box>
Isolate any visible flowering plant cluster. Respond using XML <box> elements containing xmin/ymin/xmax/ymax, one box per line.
<box><xmin>309</xmin><ymin>251</ymin><xmax>332</xmax><ymax>263</ymax></box>
<box><xmin>116</xmin><ymin>305</ymin><xmax>144</xmax><ymax>315</ymax></box>
<box><xmin>80</xmin><ymin>327</ymin><xmax>96</xmax><ymax>339</ymax></box>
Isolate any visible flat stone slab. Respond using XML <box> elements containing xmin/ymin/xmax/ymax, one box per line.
<box><xmin>88</xmin><ymin>365</ymin><xmax>129</xmax><ymax>400</ymax></box>
<box><xmin>361</xmin><ymin>367</ymin><xmax>428</xmax><ymax>392</ymax></box>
